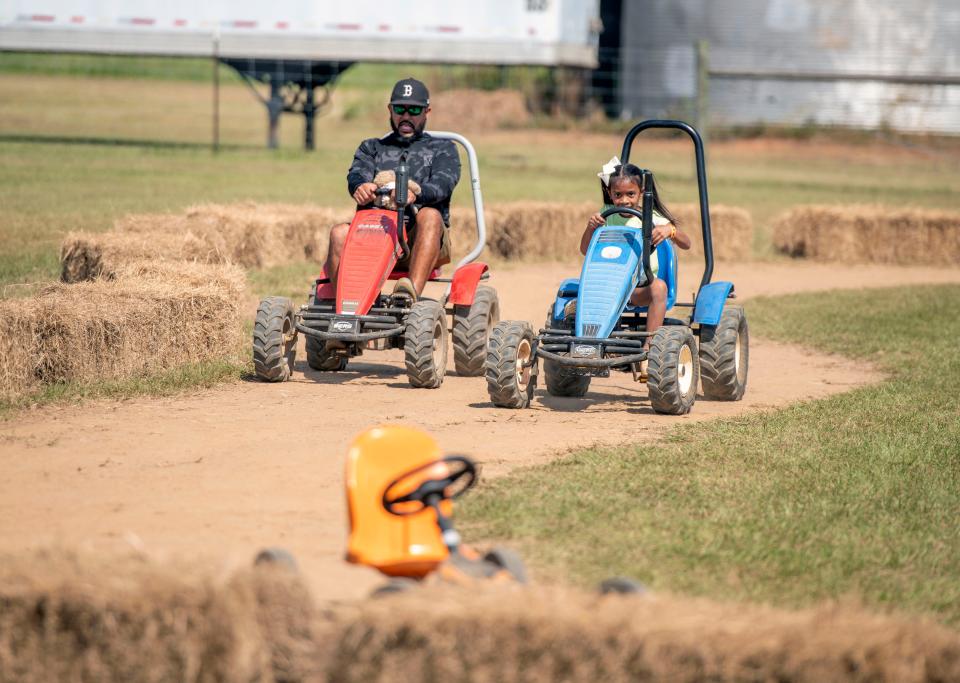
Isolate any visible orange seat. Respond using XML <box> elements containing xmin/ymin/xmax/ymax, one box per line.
<box><xmin>345</xmin><ymin>425</ymin><xmax>451</xmax><ymax>578</ymax></box>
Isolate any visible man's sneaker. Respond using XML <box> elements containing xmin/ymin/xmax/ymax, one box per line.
<box><xmin>393</xmin><ymin>276</ymin><xmax>418</xmax><ymax>302</ymax></box>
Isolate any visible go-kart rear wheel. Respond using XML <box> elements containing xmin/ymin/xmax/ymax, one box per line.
<box><xmin>699</xmin><ymin>306</ymin><xmax>749</xmax><ymax>400</ymax></box>
<box><xmin>483</xmin><ymin>546</ymin><xmax>528</xmax><ymax>584</ymax></box>
<box><xmin>485</xmin><ymin>320</ymin><xmax>536</xmax><ymax>409</ymax></box>
<box><xmin>253</xmin><ymin>296</ymin><xmax>297</xmax><ymax>382</ymax></box>
<box><xmin>647</xmin><ymin>326</ymin><xmax>699</xmax><ymax>415</ymax></box>
<box><xmin>305</xmin><ymin>335</ymin><xmax>348</xmax><ymax>372</ymax></box>
<box><xmin>452</xmin><ymin>285</ymin><xmax>500</xmax><ymax>377</ymax></box>
<box><xmin>544</xmin><ymin>361</ymin><xmax>591</xmax><ymax>397</ymax></box>
<box><xmin>404</xmin><ymin>300</ymin><xmax>448</xmax><ymax>388</ymax></box>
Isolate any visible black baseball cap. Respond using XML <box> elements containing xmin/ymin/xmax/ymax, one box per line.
<box><xmin>389</xmin><ymin>77</ymin><xmax>430</xmax><ymax>107</ymax></box>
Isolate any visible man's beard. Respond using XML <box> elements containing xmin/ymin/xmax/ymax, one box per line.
<box><xmin>390</xmin><ymin>117</ymin><xmax>426</xmax><ymax>139</ymax></box>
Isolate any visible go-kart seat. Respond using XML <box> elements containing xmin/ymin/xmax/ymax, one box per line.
<box><xmin>345</xmin><ymin>425</ymin><xmax>452</xmax><ymax>578</ymax></box>
<box><xmin>626</xmin><ymin>238</ymin><xmax>678</xmax><ymax>313</ymax></box>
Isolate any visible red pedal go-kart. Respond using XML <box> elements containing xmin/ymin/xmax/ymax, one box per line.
<box><xmin>253</xmin><ymin>132</ymin><xmax>498</xmax><ymax>388</ymax></box>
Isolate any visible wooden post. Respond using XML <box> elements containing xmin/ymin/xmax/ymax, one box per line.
<box><xmin>212</xmin><ymin>30</ymin><xmax>220</xmax><ymax>153</ymax></box>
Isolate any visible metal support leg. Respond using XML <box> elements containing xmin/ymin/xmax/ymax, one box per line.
<box><xmin>267</xmin><ymin>81</ymin><xmax>283</xmax><ymax>149</ymax></box>
<box><xmin>303</xmin><ymin>86</ymin><xmax>316</xmax><ymax>151</ymax></box>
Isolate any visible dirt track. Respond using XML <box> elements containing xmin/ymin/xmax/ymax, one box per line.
<box><xmin>2</xmin><ymin>260</ymin><xmax>959</xmax><ymax>602</ymax></box>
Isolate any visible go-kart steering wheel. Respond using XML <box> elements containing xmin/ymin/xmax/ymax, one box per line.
<box><xmin>382</xmin><ymin>455</ymin><xmax>477</xmax><ymax>516</ymax></box>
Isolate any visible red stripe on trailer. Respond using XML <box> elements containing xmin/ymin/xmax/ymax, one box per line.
<box><xmin>335</xmin><ymin>23</ymin><xmax>361</xmax><ymax>30</ymax></box>
<box><xmin>436</xmin><ymin>25</ymin><xmax>461</xmax><ymax>33</ymax></box>
<box><xmin>276</xmin><ymin>21</ymin><xmax>289</xmax><ymax>29</ymax></box>
<box><xmin>70</xmin><ymin>16</ymin><xmax>84</xmax><ymax>24</ymax></box>
<box><xmin>378</xmin><ymin>24</ymin><xmax>391</xmax><ymax>32</ymax></box>
<box><xmin>528</xmin><ymin>27</ymin><xmax>536</xmax><ymax>35</ymax></box>
<box><xmin>173</xmin><ymin>18</ymin><xmax>187</xmax><ymax>27</ymax></box>
<box><xmin>31</xmin><ymin>14</ymin><xmax>55</xmax><ymax>22</ymax></box>
<box><xmin>130</xmin><ymin>17</ymin><xmax>155</xmax><ymax>25</ymax></box>
<box><xmin>233</xmin><ymin>20</ymin><xmax>257</xmax><ymax>28</ymax></box>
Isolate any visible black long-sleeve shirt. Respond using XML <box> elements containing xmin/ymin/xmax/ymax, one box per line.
<box><xmin>346</xmin><ymin>131</ymin><xmax>461</xmax><ymax>225</ymax></box>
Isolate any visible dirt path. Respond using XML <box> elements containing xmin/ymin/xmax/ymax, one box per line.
<box><xmin>1</xmin><ymin>261</ymin><xmax>958</xmax><ymax>601</ymax></box>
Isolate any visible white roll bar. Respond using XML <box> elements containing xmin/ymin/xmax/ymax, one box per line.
<box><xmin>427</xmin><ymin>131</ymin><xmax>487</xmax><ymax>270</ymax></box>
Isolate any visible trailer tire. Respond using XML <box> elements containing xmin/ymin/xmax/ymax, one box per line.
<box><xmin>452</xmin><ymin>285</ymin><xmax>500</xmax><ymax>376</ymax></box>
<box><xmin>647</xmin><ymin>326</ymin><xmax>699</xmax><ymax>415</ymax></box>
<box><xmin>404</xmin><ymin>300</ymin><xmax>448</xmax><ymax>388</ymax></box>
<box><xmin>485</xmin><ymin>320</ymin><xmax>536</xmax><ymax>409</ymax></box>
<box><xmin>699</xmin><ymin>306</ymin><xmax>749</xmax><ymax>400</ymax></box>
<box><xmin>253</xmin><ymin>296</ymin><xmax>296</xmax><ymax>382</ymax></box>
<box><xmin>305</xmin><ymin>335</ymin><xmax>348</xmax><ymax>372</ymax></box>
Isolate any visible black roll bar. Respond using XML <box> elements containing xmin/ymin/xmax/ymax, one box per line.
<box><xmin>620</xmin><ymin>120</ymin><xmax>714</xmax><ymax>291</ymax></box>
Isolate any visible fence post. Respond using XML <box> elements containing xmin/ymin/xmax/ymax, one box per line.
<box><xmin>212</xmin><ymin>29</ymin><xmax>220</xmax><ymax>153</ymax></box>
<box><xmin>696</xmin><ymin>40</ymin><xmax>709</xmax><ymax>147</ymax></box>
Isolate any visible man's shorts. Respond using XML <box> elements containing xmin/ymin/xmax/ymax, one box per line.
<box><xmin>395</xmin><ymin>208</ymin><xmax>452</xmax><ymax>270</ymax></box>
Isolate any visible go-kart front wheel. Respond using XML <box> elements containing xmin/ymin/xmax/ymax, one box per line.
<box><xmin>404</xmin><ymin>300</ymin><xmax>448</xmax><ymax>388</ymax></box>
<box><xmin>647</xmin><ymin>326</ymin><xmax>699</xmax><ymax>415</ymax></box>
<box><xmin>485</xmin><ymin>320</ymin><xmax>536</xmax><ymax>409</ymax></box>
<box><xmin>253</xmin><ymin>296</ymin><xmax>297</xmax><ymax>382</ymax></box>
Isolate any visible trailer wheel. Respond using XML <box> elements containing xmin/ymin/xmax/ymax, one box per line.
<box><xmin>485</xmin><ymin>320</ymin><xmax>536</xmax><ymax>409</ymax></box>
<box><xmin>647</xmin><ymin>326</ymin><xmax>699</xmax><ymax>415</ymax></box>
<box><xmin>253</xmin><ymin>296</ymin><xmax>296</xmax><ymax>382</ymax></box>
<box><xmin>404</xmin><ymin>300</ymin><xmax>448</xmax><ymax>388</ymax></box>
<box><xmin>699</xmin><ymin>306</ymin><xmax>749</xmax><ymax>400</ymax></box>
<box><xmin>452</xmin><ymin>285</ymin><xmax>500</xmax><ymax>376</ymax></box>
<box><xmin>305</xmin><ymin>335</ymin><xmax>348</xmax><ymax>372</ymax></box>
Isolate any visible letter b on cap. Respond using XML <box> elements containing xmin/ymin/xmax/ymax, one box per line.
<box><xmin>403</xmin><ymin>84</ymin><xmax>412</xmax><ymax>97</ymax></box>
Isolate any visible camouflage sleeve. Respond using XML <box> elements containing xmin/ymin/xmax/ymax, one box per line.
<box><xmin>416</xmin><ymin>140</ymin><xmax>461</xmax><ymax>206</ymax></box>
<box><xmin>346</xmin><ymin>139</ymin><xmax>378</xmax><ymax>196</ymax></box>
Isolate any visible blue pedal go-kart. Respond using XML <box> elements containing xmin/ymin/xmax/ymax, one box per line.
<box><xmin>485</xmin><ymin>120</ymin><xmax>748</xmax><ymax>415</ymax></box>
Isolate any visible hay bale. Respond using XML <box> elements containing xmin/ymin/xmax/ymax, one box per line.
<box><xmin>321</xmin><ymin>585</ymin><xmax>960</xmax><ymax>683</ymax></box>
<box><xmin>772</xmin><ymin>205</ymin><xmax>960</xmax><ymax>266</ymax></box>
<box><xmin>117</xmin><ymin>202</ymin><xmax>351</xmax><ymax>269</ymax></box>
<box><xmin>449</xmin><ymin>202</ymin><xmax>754</xmax><ymax>263</ymax></box>
<box><xmin>0</xmin><ymin>262</ymin><xmax>246</xmax><ymax>401</ymax></box>
<box><xmin>0</xmin><ymin>549</ymin><xmax>320</xmax><ymax>683</ymax></box>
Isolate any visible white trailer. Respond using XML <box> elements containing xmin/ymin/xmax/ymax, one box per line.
<box><xmin>0</xmin><ymin>0</ymin><xmax>600</xmax><ymax>67</ymax></box>
<box><xmin>1</xmin><ymin>1</ymin><xmax>600</xmax><ymax>147</ymax></box>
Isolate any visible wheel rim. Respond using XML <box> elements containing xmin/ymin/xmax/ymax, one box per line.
<box><xmin>678</xmin><ymin>343</ymin><xmax>694</xmax><ymax>395</ymax></box>
<box><xmin>734</xmin><ymin>332</ymin><xmax>742</xmax><ymax>376</ymax></box>
<box><xmin>432</xmin><ymin>319</ymin><xmax>444</xmax><ymax>368</ymax></box>
<box><xmin>516</xmin><ymin>339</ymin><xmax>532</xmax><ymax>389</ymax></box>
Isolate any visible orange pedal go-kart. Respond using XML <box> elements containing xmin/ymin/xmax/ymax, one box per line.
<box><xmin>345</xmin><ymin>424</ymin><xmax>526</xmax><ymax>591</ymax></box>
<box><xmin>253</xmin><ymin>132</ymin><xmax>499</xmax><ymax>389</ymax></box>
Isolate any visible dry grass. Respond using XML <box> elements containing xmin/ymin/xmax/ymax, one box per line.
<box><xmin>772</xmin><ymin>205</ymin><xmax>960</xmax><ymax>265</ymax></box>
<box><xmin>1</xmin><ymin>550</ymin><xmax>958</xmax><ymax>683</ymax></box>
<box><xmin>451</xmin><ymin>201</ymin><xmax>754</xmax><ymax>262</ymax></box>
<box><xmin>428</xmin><ymin>89</ymin><xmax>532</xmax><ymax>131</ymax></box>
<box><xmin>0</xmin><ymin>261</ymin><xmax>246</xmax><ymax>401</ymax></box>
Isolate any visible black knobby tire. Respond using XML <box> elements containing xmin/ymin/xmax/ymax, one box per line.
<box><xmin>699</xmin><ymin>306</ymin><xmax>749</xmax><ymax>400</ymax></box>
<box><xmin>485</xmin><ymin>320</ymin><xmax>536</xmax><ymax>409</ymax></box>
<box><xmin>253</xmin><ymin>547</ymin><xmax>299</xmax><ymax>572</ymax></box>
<box><xmin>404</xmin><ymin>300</ymin><xmax>448</xmax><ymax>388</ymax></box>
<box><xmin>647</xmin><ymin>326</ymin><xmax>699</xmax><ymax>415</ymax></box>
<box><xmin>305</xmin><ymin>335</ymin><xmax>348</xmax><ymax>372</ymax></box>
<box><xmin>452</xmin><ymin>285</ymin><xmax>500</xmax><ymax>377</ymax></box>
<box><xmin>253</xmin><ymin>296</ymin><xmax>296</xmax><ymax>382</ymax></box>
<box><xmin>542</xmin><ymin>306</ymin><xmax>590</xmax><ymax>397</ymax></box>
<box><xmin>483</xmin><ymin>546</ymin><xmax>528</xmax><ymax>584</ymax></box>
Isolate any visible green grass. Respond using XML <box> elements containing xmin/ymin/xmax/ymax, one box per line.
<box><xmin>460</xmin><ymin>285</ymin><xmax>960</xmax><ymax>625</ymax></box>
<box><xmin>0</xmin><ymin>357</ymin><xmax>249</xmax><ymax>420</ymax></box>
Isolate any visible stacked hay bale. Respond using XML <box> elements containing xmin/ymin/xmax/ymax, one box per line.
<box><xmin>772</xmin><ymin>205</ymin><xmax>960</xmax><ymax>266</ymax></box>
<box><xmin>0</xmin><ymin>262</ymin><xmax>246</xmax><ymax>402</ymax></box>
<box><xmin>61</xmin><ymin>203</ymin><xmax>351</xmax><ymax>283</ymax></box>
<box><xmin>451</xmin><ymin>201</ymin><xmax>754</xmax><ymax>262</ymax></box>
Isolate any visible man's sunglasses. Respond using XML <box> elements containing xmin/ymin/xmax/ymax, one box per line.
<box><xmin>392</xmin><ymin>104</ymin><xmax>424</xmax><ymax>116</ymax></box>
